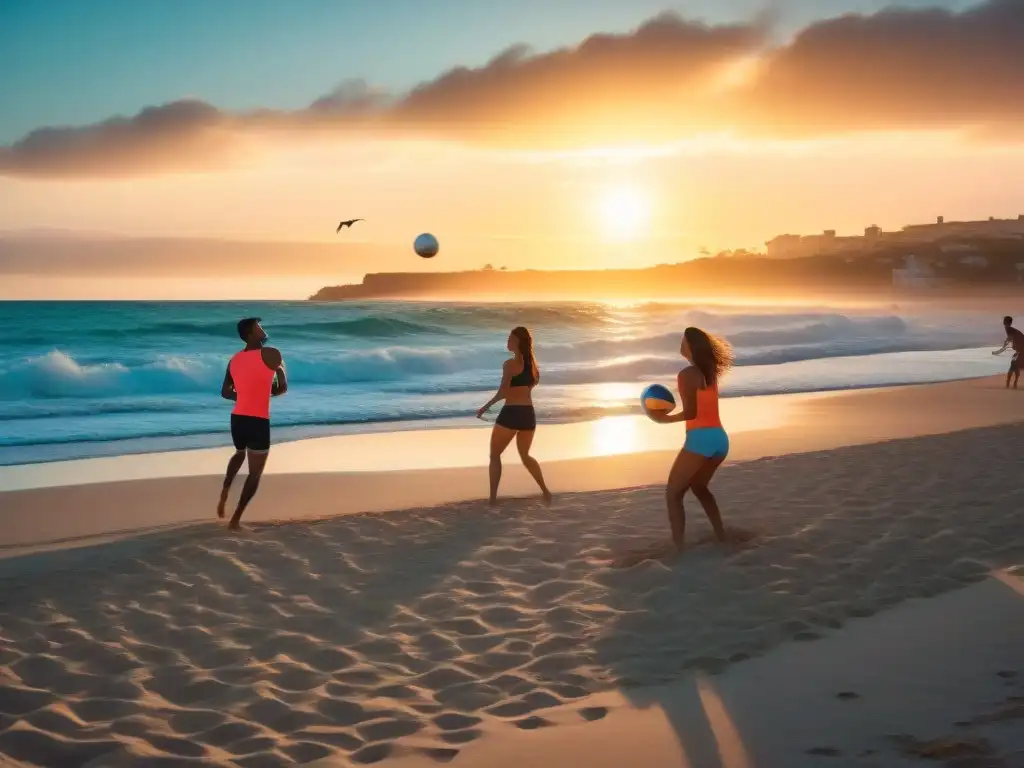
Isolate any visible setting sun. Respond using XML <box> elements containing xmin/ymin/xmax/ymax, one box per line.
<box><xmin>598</xmin><ymin>184</ymin><xmax>652</xmax><ymax>242</ymax></box>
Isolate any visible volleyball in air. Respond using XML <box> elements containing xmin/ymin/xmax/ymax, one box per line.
<box><xmin>414</xmin><ymin>233</ymin><xmax>439</xmax><ymax>258</ymax></box>
<box><xmin>641</xmin><ymin>383</ymin><xmax>676</xmax><ymax>420</ymax></box>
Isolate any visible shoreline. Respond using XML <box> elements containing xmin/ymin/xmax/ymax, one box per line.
<box><xmin>0</xmin><ymin>386</ymin><xmax>808</xmax><ymax>492</ymax></box>
<box><xmin>2</xmin><ymin>359</ymin><xmax>1003</xmax><ymax>469</ymax></box>
<box><xmin>1</xmin><ymin>375</ymin><xmax>1021</xmax><ymax>558</ymax></box>
<box><xmin>0</xmin><ymin>372</ymin><xmax>1011</xmax><ymax>490</ymax></box>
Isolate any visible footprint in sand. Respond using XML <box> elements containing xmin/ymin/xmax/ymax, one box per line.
<box><xmin>356</xmin><ymin>718</ymin><xmax>423</xmax><ymax>742</ymax></box>
<box><xmin>439</xmin><ymin>729</ymin><xmax>482</xmax><ymax>745</ymax></box>
<box><xmin>350</xmin><ymin>742</ymin><xmax>393</xmax><ymax>764</ymax></box>
<box><xmin>433</xmin><ymin>713</ymin><xmax>481</xmax><ymax>731</ymax></box>
<box><xmin>610</xmin><ymin>526</ymin><xmax>762</xmax><ymax>568</ymax></box>
<box><xmin>579</xmin><ymin>706</ymin><xmax>608</xmax><ymax>722</ymax></box>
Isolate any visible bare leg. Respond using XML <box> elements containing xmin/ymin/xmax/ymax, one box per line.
<box><xmin>516</xmin><ymin>430</ymin><xmax>552</xmax><ymax>503</ymax></box>
<box><xmin>489</xmin><ymin>425</ymin><xmax>516</xmax><ymax>506</ymax></box>
<box><xmin>218</xmin><ymin>450</ymin><xmax>246</xmax><ymax>518</ymax></box>
<box><xmin>688</xmin><ymin>456</ymin><xmax>727</xmax><ymax>542</ymax></box>
<box><xmin>665</xmin><ymin>449</ymin><xmax>710</xmax><ymax>553</ymax></box>
<box><xmin>229</xmin><ymin>450</ymin><xmax>268</xmax><ymax>529</ymax></box>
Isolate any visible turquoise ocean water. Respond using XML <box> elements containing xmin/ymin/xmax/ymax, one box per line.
<box><xmin>0</xmin><ymin>300</ymin><xmax>1006</xmax><ymax>465</ymax></box>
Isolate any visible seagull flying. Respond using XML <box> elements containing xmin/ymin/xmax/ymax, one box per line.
<box><xmin>336</xmin><ymin>219</ymin><xmax>364</xmax><ymax>232</ymax></box>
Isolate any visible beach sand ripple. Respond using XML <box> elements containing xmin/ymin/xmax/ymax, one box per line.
<box><xmin>1</xmin><ymin>425</ymin><xmax>1023</xmax><ymax>765</ymax></box>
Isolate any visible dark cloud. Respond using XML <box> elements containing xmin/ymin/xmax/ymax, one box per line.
<box><xmin>0</xmin><ymin>100</ymin><xmax>237</xmax><ymax>177</ymax></box>
<box><xmin>740</xmin><ymin>0</ymin><xmax>1024</xmax><ymax>135</ymax></box>
<box><xmin>2</xmin><ymin>1</ymin><xmax>1023</xmax><ymax>177</ymax></box>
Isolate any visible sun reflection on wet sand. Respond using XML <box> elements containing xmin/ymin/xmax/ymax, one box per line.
<box><xmin>589</xmin><ymin>416</ymin><xmax>640</xmax><ymax>456</ymax></box>
<box><xmin>0</xmin><ymin>388</ymin><xmax>853</xmax><ymax>492</ymax></box>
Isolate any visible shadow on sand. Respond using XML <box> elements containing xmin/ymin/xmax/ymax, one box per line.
<box><xmin>593</xmin><ymin>426</ymin><xmax>1024</xmax><ymax>767</ymax></box>
<box><xmin>1</xmin><ymin>426</ymin><xmax>1023</xmax><ymax>766</ymax></box>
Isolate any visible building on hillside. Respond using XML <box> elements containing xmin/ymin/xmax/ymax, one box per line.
<box><xmin>765</xmin><ymin>228</ymin><xmax>865</xmax><ymax>259</ymax></box>
<box><xmin>766</xmin><ymin>214</ymin><xmax>1024</xmax><ymax>259</ymax></box>
<box><xmin>893</xmin><ymin>215</ymin><xmax>1024</xmax><ymax>242</ymax></box>
<box><xmin>939</xmin><ymin>242</ymin><xmax>978</xmax><ymax>253</ymax></box>
<box><xmin>892</xmin><ymin>255</ymin><xmax>950</xmax><ymax>289</ymax></box>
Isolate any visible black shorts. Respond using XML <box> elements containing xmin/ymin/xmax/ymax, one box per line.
<box><xmin>1010</xmin><ymin>354</ymin><xmax>1020</xmax><ymax>373</ymax></box>
<box><xmin>495</xmin><ymin>405</ymin><xmax>536</xmax><ymax>431</ymax></box>
<box><xmin>231</xmin><ymin>415</ymin><xmax>270</xmax><ymax>452</ymax></box>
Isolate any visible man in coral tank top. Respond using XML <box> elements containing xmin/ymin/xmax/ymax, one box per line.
<box><xmin>218</xmin><ymin>317</ymin><xmax>288</xmax><ymax>529</ymax></box>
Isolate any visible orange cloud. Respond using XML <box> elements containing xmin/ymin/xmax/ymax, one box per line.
<box><xmin>2</xmin><ymin>1</ymin><xmax>1022</xmax><ymax>177</ymax></box>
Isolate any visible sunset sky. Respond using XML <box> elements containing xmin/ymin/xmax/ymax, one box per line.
<box><xmin>3</xmin><ymin>0</ymin><xmax>1024</xmax><ymax>298</ymax></box>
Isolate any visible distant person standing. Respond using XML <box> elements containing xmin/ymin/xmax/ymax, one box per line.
<box><xmin>993</xmin><ymin>315</ymin><xmax>1023</xmax><ymax>389</ymax></box>
<box><xmin>218</xmin><ymin>317</ymin><xmax>288</xmax><ymax>529</ymax></box>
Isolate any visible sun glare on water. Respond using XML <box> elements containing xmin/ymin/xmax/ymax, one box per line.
<box><xmin>598</xmin><ymin>184</ymin><xmax>651</xmax><ymax>242</ymax></box>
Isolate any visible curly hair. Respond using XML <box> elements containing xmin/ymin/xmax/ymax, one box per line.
<box><xmin>684</xmin><ymin>326</ymin><xmax>734</xmax><ymax>387</ymax></box>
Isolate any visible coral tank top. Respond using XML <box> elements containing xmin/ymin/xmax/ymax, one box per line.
<box><xmin>230</xmin><ymin>349</ymin><xmax>275</xmax><ymax>419</ymax></box>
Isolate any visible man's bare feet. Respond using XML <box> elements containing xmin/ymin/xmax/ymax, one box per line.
<box><xmin>488</xmin><ymin>498</ymin><xmax>499</xmax><ymax>508</ymax></box>
<box><xmin>217</xmin><ymin>492</ymin><xmax>228</xmax><ymax>519</ymax></box>
<box><xmin>542</xmin><ymin>491</ymin><xmax>553</xmax><ymax>506</ymax></box>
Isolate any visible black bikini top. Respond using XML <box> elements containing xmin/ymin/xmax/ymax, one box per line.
<box><xmin>509</xmin><ymin>356</ymin><xmax>536</xmax><ymax>387</ymax></box>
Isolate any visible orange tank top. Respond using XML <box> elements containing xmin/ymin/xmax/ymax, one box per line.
<box><xmin>230</xmin><ymin>349</ymin><xmax>276</xmax><ymax>419</ymax></box>
<box><xmin>686</xmin><ymin>382</ymin><xmax>722</xmax><ymax>430</ymax></box>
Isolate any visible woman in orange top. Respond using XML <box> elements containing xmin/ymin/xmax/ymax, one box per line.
<box><xmin>648</xmin><ymin>326</ymin><xmax>734</xmax><ymax>554</ymax></box>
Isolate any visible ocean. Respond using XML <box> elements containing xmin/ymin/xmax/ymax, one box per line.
<box><xmin>0</xmin><ymin>300</ymin><xmax>1008</xmax><ymax>465</ymax></box>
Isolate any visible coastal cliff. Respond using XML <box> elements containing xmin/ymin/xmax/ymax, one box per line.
<box><xmin>309</xmin><ymin>240</ymin><xmax>1024</xmax><ymax>301</ymax></box>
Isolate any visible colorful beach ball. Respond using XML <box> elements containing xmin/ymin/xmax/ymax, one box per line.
<box><xmin>641</xmin><ymin>383</ymin><xmax>676</xmax><ymax>420</ymax></box>
<box><xmin>414</xmin><ymin>233</ymin><xmax>439</xmax><ymax>258</ymax></box>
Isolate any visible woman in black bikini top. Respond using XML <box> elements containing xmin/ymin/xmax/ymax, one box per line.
<box><xmin>476</xmin><ymin>326</ymin><xmax>552</xmax><ymax>507</ymax></box>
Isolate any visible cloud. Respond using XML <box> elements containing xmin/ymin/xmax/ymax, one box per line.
<box><xmin>2</xmin><ymin>1</ymin><xmax>1023</xmax><ymax>177</ymax></box>
<box><xmin>740</xmin><ymin>0</ymin><xmax>1024</xmax><ymax>137</ymax></box>
<box><xmin>0</xmin><ymin>101</ymin><xmax>238</xmax><ymax>177</ymax></box>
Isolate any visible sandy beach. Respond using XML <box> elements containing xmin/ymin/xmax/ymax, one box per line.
<box><xmin>0</xmin><ymin>377</ymin><xmax>1022</xmax><ymax>766</ymax></box>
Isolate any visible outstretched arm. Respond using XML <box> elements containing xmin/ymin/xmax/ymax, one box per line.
<box><xmin>477</xmin><ymin>363</ymin><xmax>513</xmax><ymax>417</ymax></box>
<box><xmin>221</xmin><ymin>366</ymin><xmax>237</xmax><ymax>401</ymax></box>
<box><xmin>993</xmin><ymin>338</ymin><xmax>1011</xmax><ymax>355</ymax></box>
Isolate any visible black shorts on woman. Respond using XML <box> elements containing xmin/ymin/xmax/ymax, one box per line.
<box><xmin>495</xmin><ymin>404</ymin><xmax>536</xmax><ymax>431</ymax></box>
